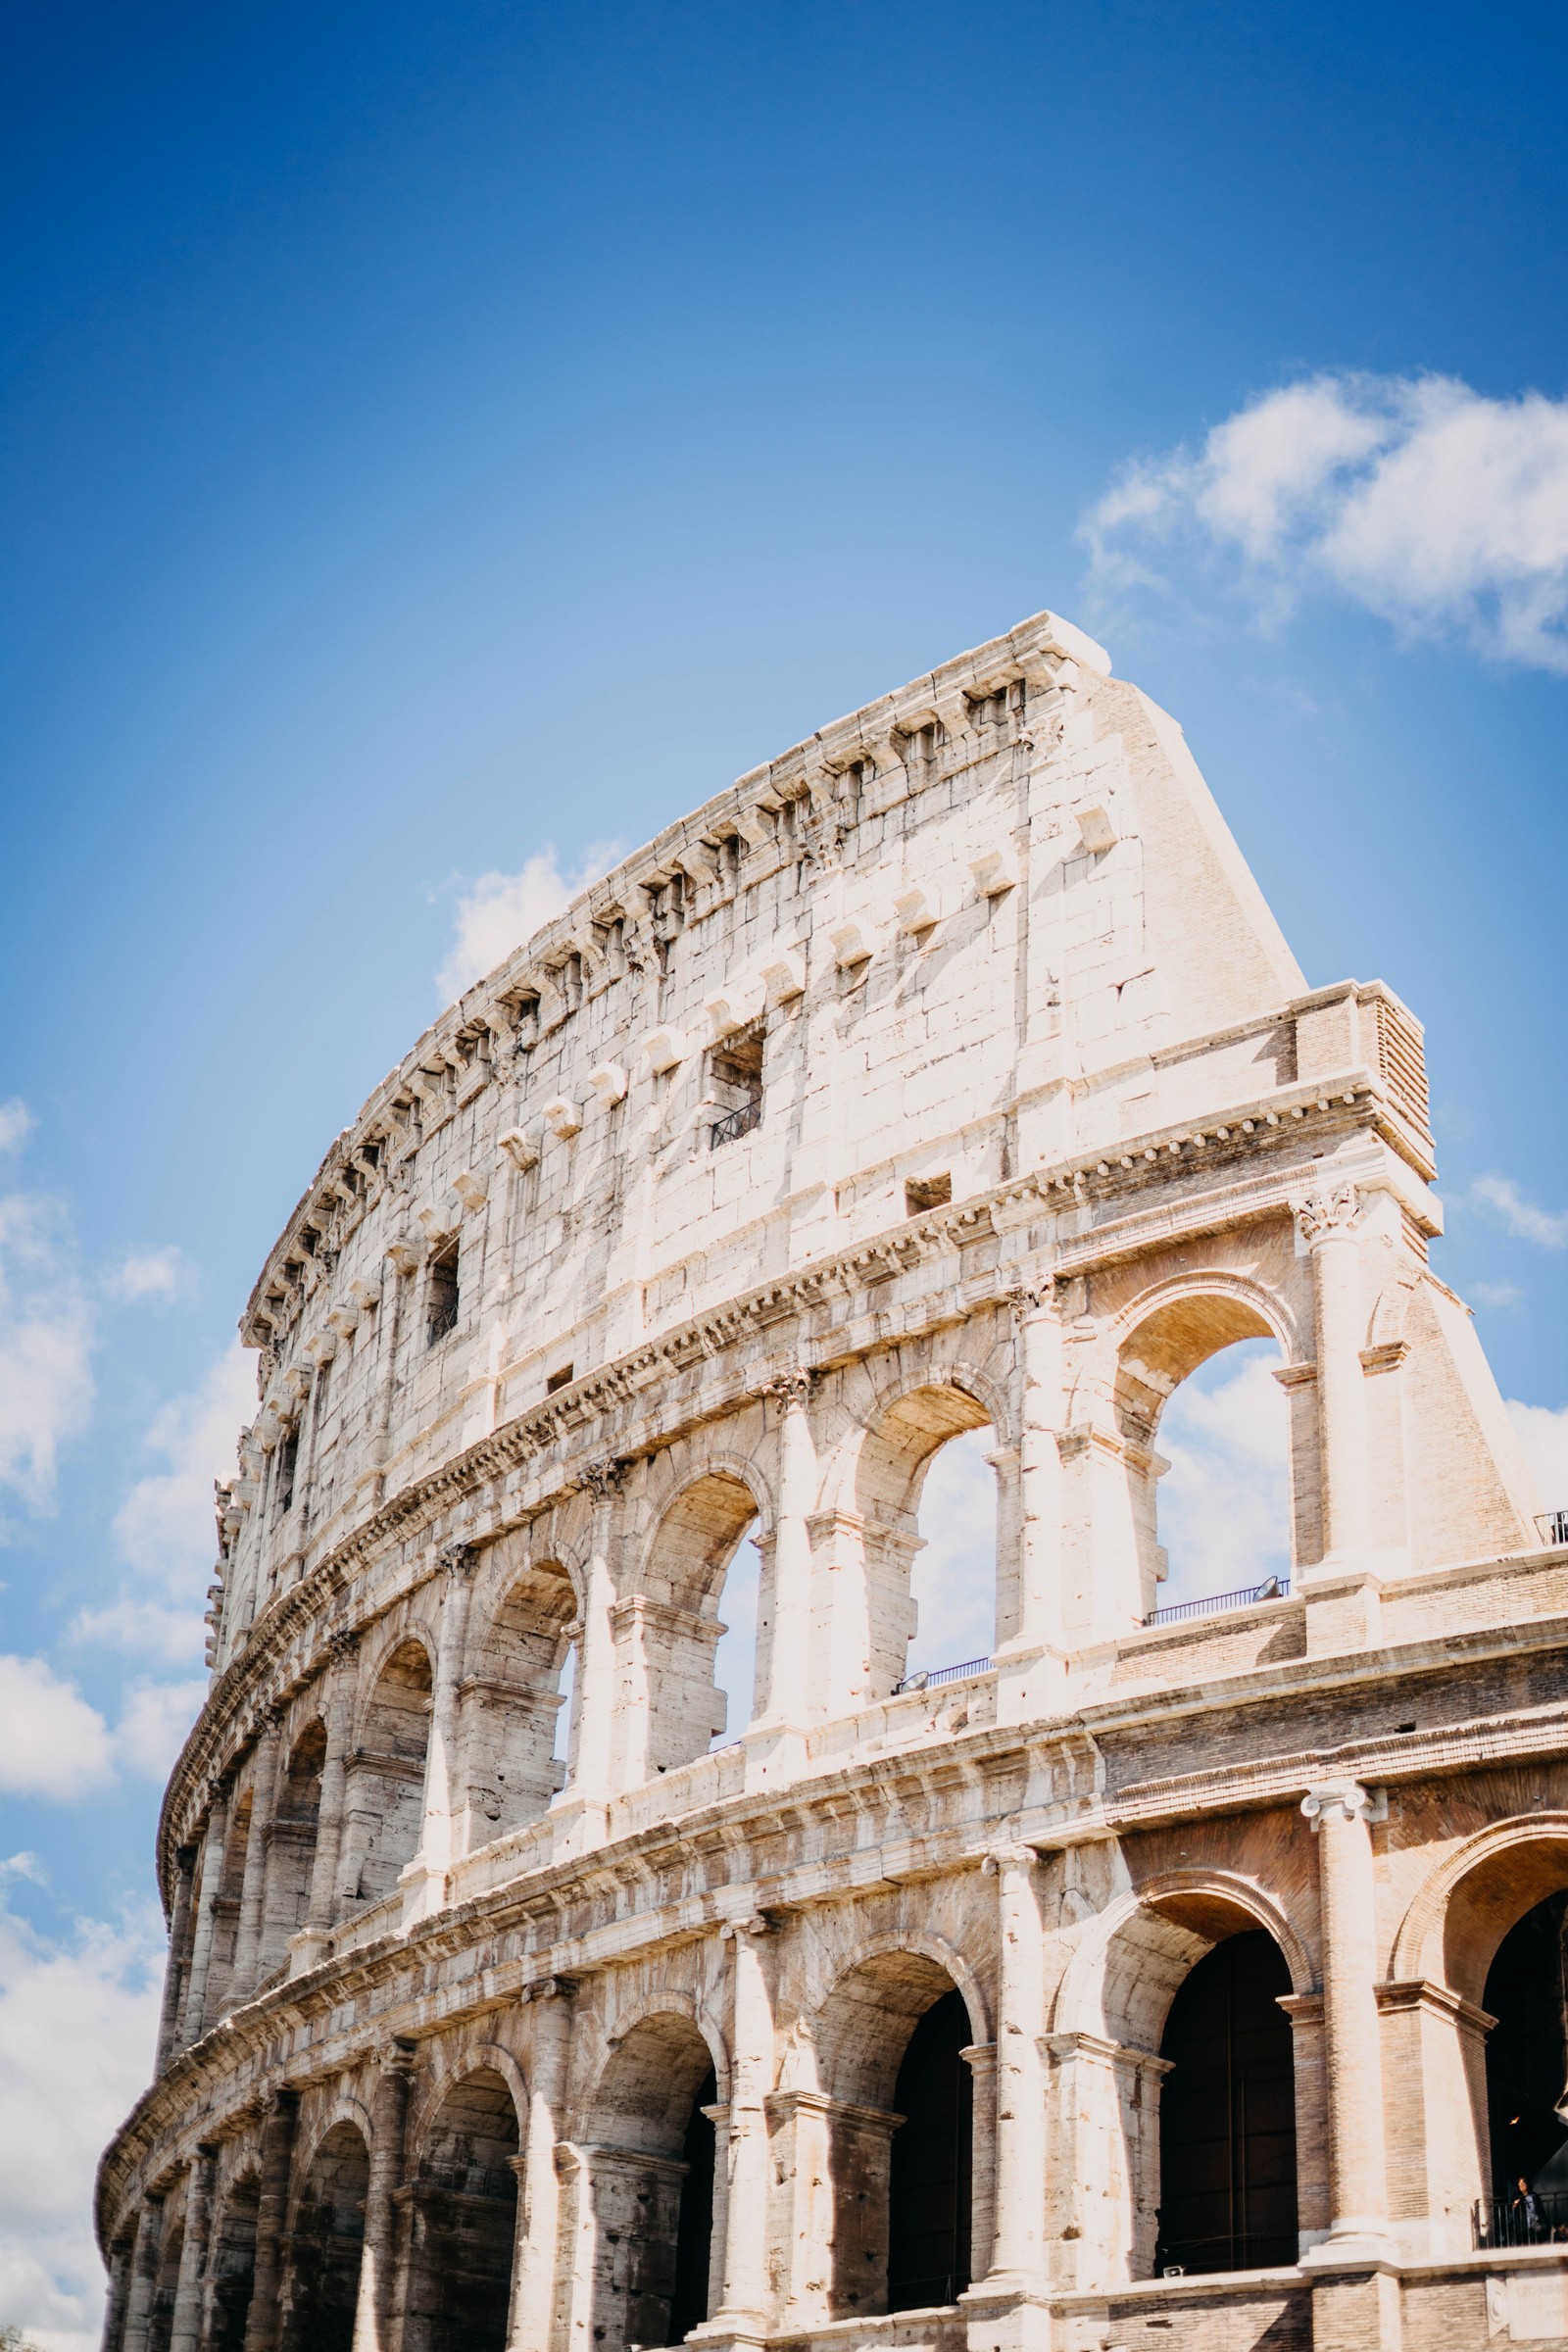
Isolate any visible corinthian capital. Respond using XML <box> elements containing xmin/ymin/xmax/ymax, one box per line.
<box><xmin>581</xmin><ymin>1456</ymin><xmax>625</xmax><ymax>1501</ymax></box>
<box><xmin>1293</xmin><ymin>1182</ymin><xmax>1362</xmax><ymax>1246</ymax></box>
<box><xmin>1004</xmin><ymin>1274</ymin><xmax>1059</xmax><ymax>1320</ymax></box>
<box><xmin>756</xmin><ymin>1365</ymin><xmax>812</xmax><ymax>1407</ymax></box>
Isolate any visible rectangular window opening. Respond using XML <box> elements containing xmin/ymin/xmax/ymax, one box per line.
<box><xmin>546</xmin><ymin>1363</ymin><xmax>574</xmax><ymax>1395</ymax></box>
<box><xmin>426</xmin><ymin>1241</ymin><xmax>461</xmax><ymax>1347</ymax></box>
<box><xmin>274</xmin><ymin>1428</ymin><xmax>299</xmax><ymax>1518</ymax></box>
<box><xmin>709</xmin><ymin>1021</ymin><xmax>764</xmax><ymax>1149</ymax></box>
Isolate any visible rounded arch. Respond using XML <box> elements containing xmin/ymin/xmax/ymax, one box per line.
<box><xmin>1391</xmin><ymin>1812</ymin><xmax>1568</xmax><ymax>2005</ymax></box>
<box><xmin>581</xmin><ymin>2005</ymin><xmax>722</xmax><ymax>2154</ymax></box>
<box><xmin>636</xmin><ymin>1468</ymin><xmax>765</xmax><ymax>1619</ymax></box>
<box><xmin>1054</xmin><ymin>1869</ymin><xmax>1313</xmax><ymax>2051</ymax></box>
<box><xmin>290</xmin><ymin>2093</ymin><xmax>375</xmax><ymax>2205</ymax></box>
<box><xmin>793</xmin><ymin>1932</ymin><xmax>986</xmax><ymax>2111</ymax></box>
<box><xmin>406</xmin><ymin>2042</ymin><xmax>528</xmax><ymax>2171</ymax></box>
<box><xmin>638</xmin><ymin>1441</ymin><xmax>776</xmax><ymax>1546</ymax></box>
<box><xmin>1100</xmin><ymin>1273</ymin><xmax>1298</xmax><ymax>1449</ymax></box>
<box><xmin>826</xmin><ymin>1366</ymin><xmax>1006</xmax><ymax>1521</ymax></box>
<box><xmin>353</xmin><ymin>1630</ymin><xmax>434</xmax><ymax>1748</ymax></box>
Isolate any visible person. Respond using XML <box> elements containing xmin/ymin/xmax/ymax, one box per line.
<box><xmin>1511</xmin><ymin>2177</ymin><xmax>1543</xmax><ymax>2241</ymax></box>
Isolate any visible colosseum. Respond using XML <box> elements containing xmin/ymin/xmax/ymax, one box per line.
<box><xmin>98</xmin><ymin>610</ymin><xmax>1568</xmax><ymax>2352</ymax></box>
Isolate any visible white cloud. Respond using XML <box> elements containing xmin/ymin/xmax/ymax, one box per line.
<box><xmin>113</xmin><ymin>1341</ymin><xmax>255</xmax><ymax>1581</ymax></box>
<box><xmin>1508</xmin><ymin>1401</ymin><xmax>1568</xmax><ymax>1515</ymax></box>
<box><xmin>0</xmin><ymin>1193</ymin><xmax>94</xmax><ymax>1527</ymax></box>
<box><xmin>103</xmin><ymin>1246</ymin><xmax>185</xmax><ymax>1306</ymax></box>
<box><xmin>1083</xmin><ymin>372</ymin><xmax>1568</xmax><ymax>671</ymax></box>
<box><xmin>1156</xmin><ymin>1341</ymin><xmax>1293</xmax><ymax>1604</ymax></box>
<box><xmin>0</xmin><ymin>1101</ymin><xmax>34</xmax><ymax>1155</ymax></box>
<box><xmin>1471</xmin><ymin>1279</ymin><xmax>1525</xmax><ymax>1309</ymax></box>
<box><xmin>1468</xmin><ymin>1172</ymin><xmax>1568</xmax><ymax>1250</ymax></box>
<box><xmin>112</xmin><ymin>1680</ymin><xmax>207</xmax><ymax>1783</ymax></box>
<box><xmin>0</xmin><ymin>1892</ymin><xmax>164</xmax><ymax>2352</ymax></box>
<box><xmin>436</xmin><ymin>840</ymin><xmax>625</xmax><ymax>1004</ymax></box>
<box><xmin>0</xmin><ymin>1658</ymin><xmax>114</xmax><ymax>1801</ymax></box>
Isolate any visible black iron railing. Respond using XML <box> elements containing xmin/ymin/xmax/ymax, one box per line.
<box><xmin>893</xmin><ymin>1655</ymin><xmax>992</xmax><ymax>1696</ymax></box>
<box><xmin>1145</xmin><ymin>1576</ymin><xmax>1290</xmax><ymax>1629</ymax></box>
<box><xmin>710</xmin><ymin>1096</ymin><xmax>762</xmax><ymax>1149</ymax></box>
<box><xmin>1474</xmin><ymin>2190</ymin><xmax>1568</xmax><ymax>2247</ymax></box>
<box><xmin>1538</xmin><ymin>1508</ymin><xmax>1568</xmax><ymax>1547</ymax></box>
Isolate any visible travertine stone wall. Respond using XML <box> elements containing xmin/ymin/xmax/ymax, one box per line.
<box><xmin>100</xmin><ymin>615</ymin><xmax>1568</xmax><ymax>2352</ymax></box>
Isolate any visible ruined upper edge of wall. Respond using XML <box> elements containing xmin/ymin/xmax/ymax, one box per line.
<box><xmin>238</xmin><ymin>608</ymin><xmax>1116</xmax><ymax>1341</ymax></box>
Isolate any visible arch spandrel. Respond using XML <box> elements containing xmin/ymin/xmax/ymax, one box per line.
<box><xmin>1052</xmin><ymin>1869</ymin><xmax>1314</xmax><ymax>2052</ymax></box>
<box><xmin>1391</xmin><ymin>1813</ymin><xmax>1568</xmax><ymax>2006</ymax></box>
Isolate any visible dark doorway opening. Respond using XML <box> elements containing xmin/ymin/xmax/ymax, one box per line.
<box><xmin>888</xmin><ymin>1987</ymin><xmax>974</xmax><ymax>2310</ymax></box>
<box><xmin>281</xmin><ymin>2123</ymin><xmax>369</xmax><ymax>2352</ymax></box>
<box><xmin>208</xmin><ymin>2177</ymin><xmax>261</xmax><ymax>2352</ymax></box>
<box><xmin>1485</xmin><ymin>1888</ymin><xmax>1568</xmax><ymax>2200</ymax></box>
<box><xmin>667</xmin><ymin>2066</ymin><xmax>717</xmax><ymax>2341</ymax></box>
<box><xmin>1156</xmin><ymin>1929</ymin><xmax>1298</xmax><ymax>2275</ymax></box>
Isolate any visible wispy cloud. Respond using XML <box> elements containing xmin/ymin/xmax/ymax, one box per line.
<box><xmin>907</xmin><ymin>1426</ymin><xmax>998</xmax><ymax>1673</ymax></box>
<box><xmin>103</xmin><ymin>1246</ymin><xmax>185</xmax><ymax>1306</ymax></box>
<box><xmin>1156</xmin><ymin>1341</ymin><xmax>1293</xmax><ymax>1602</ymax></box>
<box><xmin>1508</xmin><ymin>1400</ymin><xmax>1568</xmax><ymax>1514</ymax></box>
<box><xmin>0</xmin><ymin>1101</ymin><xmax>35</xmax><ymax>1155</ymax></box>
<box><xmin>0</xmin><ymin>1891</ymin><xmax>164</xmax><ymax>2352</ymax></box>
<box><xmin>1468</xmin><ymin>1173</ymin><xmax>1568</xmax><ymax>1250</ymax></box>
<box><xmin>0</xmin><ymin>1190</ymin><xmax>94</xmax><ymax>1530</ymax></box>
<box><xmin>1471</xmin><ymin>1279</ymin><xmax>1525</xmax><ymax>1310</ymax></box>
<box><xmin>1083</xmin><ymin>372</ymin><xmax>1568</xmax><ymax>671</ymax></box>
<box><xmin>436</xmin><ymin>840</ymin><xmax>624</xmax><ymax>1004</ymax></box>
<box><xmin>0</xmin><ymin>1658</ymin><xmax>115</xmax><ymax>1800</ymax></box>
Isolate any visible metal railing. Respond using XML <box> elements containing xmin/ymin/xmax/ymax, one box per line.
<box><xmin>710</xmin><ymin>1096</ymin><xmax>762</xmax><ymax>1149</ymax></box>
<box><xmin>1145</xmin><ymin>1575</ymin><xmax>1290</xmax><ymax>1628</ymax></box>
<box><xmin>1538</xmin><ymin>1508</ymin><xmax>1568</xmax><ymax>1547</ymax></box>
<box><xmin>1474</xmin><ymin>2190</ymin><xmax>1568</xmax><ymax>2247</ymax></box>
<box><xmin>893</xmin><ymin>1655</ymin><xmax>993</xmax><ymax>1696</ymax></box>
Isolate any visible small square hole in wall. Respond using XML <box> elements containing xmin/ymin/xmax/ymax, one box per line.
<box><xmin>546</xmin><ymin>1364</ymin><xmax>574</xmax><ymax>1394</ymax></box>
<box><xmin>906</xmin><ymin>1174</ymin><xmax>952</xmax><ymax>1216</ymax></box>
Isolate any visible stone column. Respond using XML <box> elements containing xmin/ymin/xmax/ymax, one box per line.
<box><xmin>708</xmin><ymin>1917</ymin><xmax>773</xmax><ymax>2329</ymax></box>
<box><xmin>241</xmin><ymin>2088</ymin><xmax>300</xmax><ymax>2352</ymax></box>
<box><xmin>1296</xmin><ymin>1187</ymin><xmax>1372</xmax><ymax>1564</ymax></box>
<box><xmin>155</xmin><ymin>1845</ymin><xmax>198</xmax><ymax>2074</ymax></box>
<box><xmin>558</xmin><ymin>1460</ymin><xmax>621</xmax><ymax>1815</ymax></box>
<box><xmin>352</xmin><ymin>2040</ymin><xmax>416</xmax><ymax>2352</ymax></box>
<box><xmin>997</xmin><ymin>1284</ymin><xmax>1066</xmax><ymax>1715</ymax></box>
<box><xmin>291</xmin><ymin>1635</ymin><xmax>359</xmax><ymax>1974</ymax></box>
<box><xmin>179</xmin><ymin>1783</ymin><xmax>231</xmax><ymax>2045</ymax></box>
<box><xmin>756</xmin><ymin>1371</ymin><xmax>814</xmax><ymax>1715</ymax></box>
<box><xmin>169</xmin><ymin>2146</ymin><xmax>217</xmax><ymax>2352</ymax></box>
<box><xmin>403</xmin><ymin>1544</ymin><xmax>477</xmax><ymax>1923</ymax></box>
<box><xmin>1301</xmin><ymin>1782</ymin><xmax>1393</xmax><ymax>2258</ymax></box>
<box><xmin>980</xmin><ymin>1845</ymin><xmax>1046</xmax><ymax>2289</ymax></box>
<box><xmin>121</xmin><ymin>2198</ymin><xmax>165</xmax><ymax>2352</ymax></box>
<box><xmin>100</xmin><ymin>2236</ymin><xmax>134</xmax><ymax>2352</ymax></box>
<box><xmin>229</xmin><ymin>1718</ymin><xmax>283</xmax><ymax>2004</ymax></box>
<box><xmin>506</xmin><ymin>1979</ymin><xmax>575</xmax><ymax>2352</ymax></box>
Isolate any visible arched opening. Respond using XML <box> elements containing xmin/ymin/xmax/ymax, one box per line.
<box><xmin>280</xmin><ymin>2121</ymin><xmax>369</xmax><ymax>2352</ymax></box>
<box><xmin>403</xmin><ymin>2069</ymin><xmax>520</xmax><ymax>2352</ymax></box>
<box><xmin>1112</xmin><ymin>1296</ymin><xmax>1291</xmax><ymax>1623</ymax></box>
<box><xmin>345</xmin><ymin>1640</ymin><xmax>432</xmax><ymax>1906</ymax></box>
<box><xmin>808</xmin><ymin>1950</ymin><xmax>976</xmax><ymax>2317</ymax></box>
<box><xmin>464</xmin><ymin>1560</ymin><xmax>576</xmax><ymax>1841</ymax></box>
<box><xmin>1155</xmin><ymin>1930</ymin><xmax>1298</xmax><ymax>2275</ymax></box>
<box><xmin>584</xmin><ymin>2014</ymin><xmax>719</xmax><ymax>2352</ymax></box>
<box><xmin>205</xmin><ymin>1790</ymin><xmax>253</xmax><ymax>2018</ymax></box>
<box><xmin>904</xmin><ymin>1428</ymin><xmax>997</xmax><ymax>1686</ymax></box>
<box><xmin>630</xmin><ymin>1476</ymin><xmax>760</xmax><ymax>1780</ymax></box>
<box><xmin>1484</xmin><ymin>1890</ymin><xmax>1568</xmax><ymax>2222</ymax></box>
<box><xmin>207</xmin><ymin>2173</ymin><xmax>261</xmax><ymax>2352</ymax></box>
<box><xmin>888</xmin><ymin>1988</ymin><xmax>974</xmax><ymax>2309</ymax></box>
<box><xmin>144</xmin><ymin>2197</ymin><xmax>183</xmax><ymax>2352</ymax></box>
<box><xmin>261</xmin><ymin>1721</ymin><xmax>325</xmax><ymax>1977</ymax></box>
<box><xmin>853</xmin><ymin>1386</ymin><xmax>995</xmax><ymax>1704</ymax></box>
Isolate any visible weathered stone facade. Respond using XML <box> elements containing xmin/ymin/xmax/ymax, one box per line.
<box><xmin>98</xmin><ymin>612</ymin><xmax>1568</xmax><ymax>2352</ymax></box>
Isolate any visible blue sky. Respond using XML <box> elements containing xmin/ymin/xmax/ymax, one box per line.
<box><xmin>3</xmin><ymin>3</ymin><xmax>1567</xmax><ymax>2338</ymax></box>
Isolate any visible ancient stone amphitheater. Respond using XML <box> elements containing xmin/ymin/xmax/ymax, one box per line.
<box><xmin>99</xmin><ymin>612</ymin><xmax>1568</xmax><ymax>2352</ymax></box>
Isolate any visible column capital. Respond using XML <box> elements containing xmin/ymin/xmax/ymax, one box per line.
<box><xmin>521</xmin><ymin>1972</ymin><xmax>578</xmax><ymax>2003</ymax></box>
<box><xmin>1004</xmin><ymin>1274</ymin><xmax>1060</xmax><ymax>1319</ymax></box>
<box><xmin>580</xmin><ymin>1455</ymin><xmax>625</xmax><ymax>1500</ymax></box>
<box><xmin>377</xmin><ymin>2036</ymin><xmax>418</xmax><ymax>2077</ymax></box>
<box><xmin>754</xmin><ymin>1364</ymin><xmax>812</xmax><ymax>1406</ymax></box>
<box><xmin>981</xmin><ymin>1840</ymin><xmax>1039</xmax><ymax>1875</ymax></box>
<box><xmin>1293</xmin><ymin>1181</ymin><xmax>1363</xmax><ymax>1246</ymax></box>
<box><xmin>1301</xmin><ymin>1779</ymin><xmax>1383</xmax><ymax>1827</ymax></box>
<box><xmin>720</xmin><ymin>1912</ymin><xmax>774</xmax><ymax>1940</ymax></box>
<box><xmin>437</xmin><ymin>1540</ymin><xmax>478</xmax><ymax>1579</ymax></box>
<box><xmin>327</xmin><ymin>1628</ymin><xmax>361</xmax><ymax>1666</ymax></box>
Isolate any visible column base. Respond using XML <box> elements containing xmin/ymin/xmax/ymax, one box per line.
<box><xmin>1304</xmin><ymin>2257</ymin><xmax>1402</xmax><ymax>2351</ymax></box>
<box><xmin>991</xmin><ymin>1642</ymin><xmax>1067</xmax><ymax>1725</ymax></box>
<box><xmin>397</xmin><ymin>1856</ymin><xmax>450</xmax><ymax>1928</ymax></box>
<box><xmin>685</xmin><ymin>2313</ymin><xmax>769</xmax><ymax>2349</ymax></box>
<box><xmin>1299</xmin><ymin>1559</ymin><xmax>1385</xmax><ymax>1655</ymax></box>
<box><xmin>957</xmin><ymin>2276</ymin><xmax>1052</xmax><ymax>2352</ymax></box>
<box><xmin>544</xmin><ymin>1789</ymin><xmax>610</xmax><ymax>1857</ymax></box>
<box><xmin>742</xmin><ymin>1718</ymin><xmax>808</xmax><ymax>1791</ymax></box>
<box><xmin>1300</xmin><ymin>2223</ymin><xmax>1400</xmax><ymax>2268</ymax></box>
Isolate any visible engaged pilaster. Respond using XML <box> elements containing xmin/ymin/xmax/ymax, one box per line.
<box><xmin>1300</xmin><ymin>1782</ymin><xmax>1395</xmax><ymax>2265</ymax></box>
<box><xmin>746</xmin><ymin>1369</ymin><xmax>815</xmax><ymax>1788</ymax></box>
<box><xmin>995</xmin><ymin>1283</ymin><xmax>1067</xmax><ymax>1718</ymax></box>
